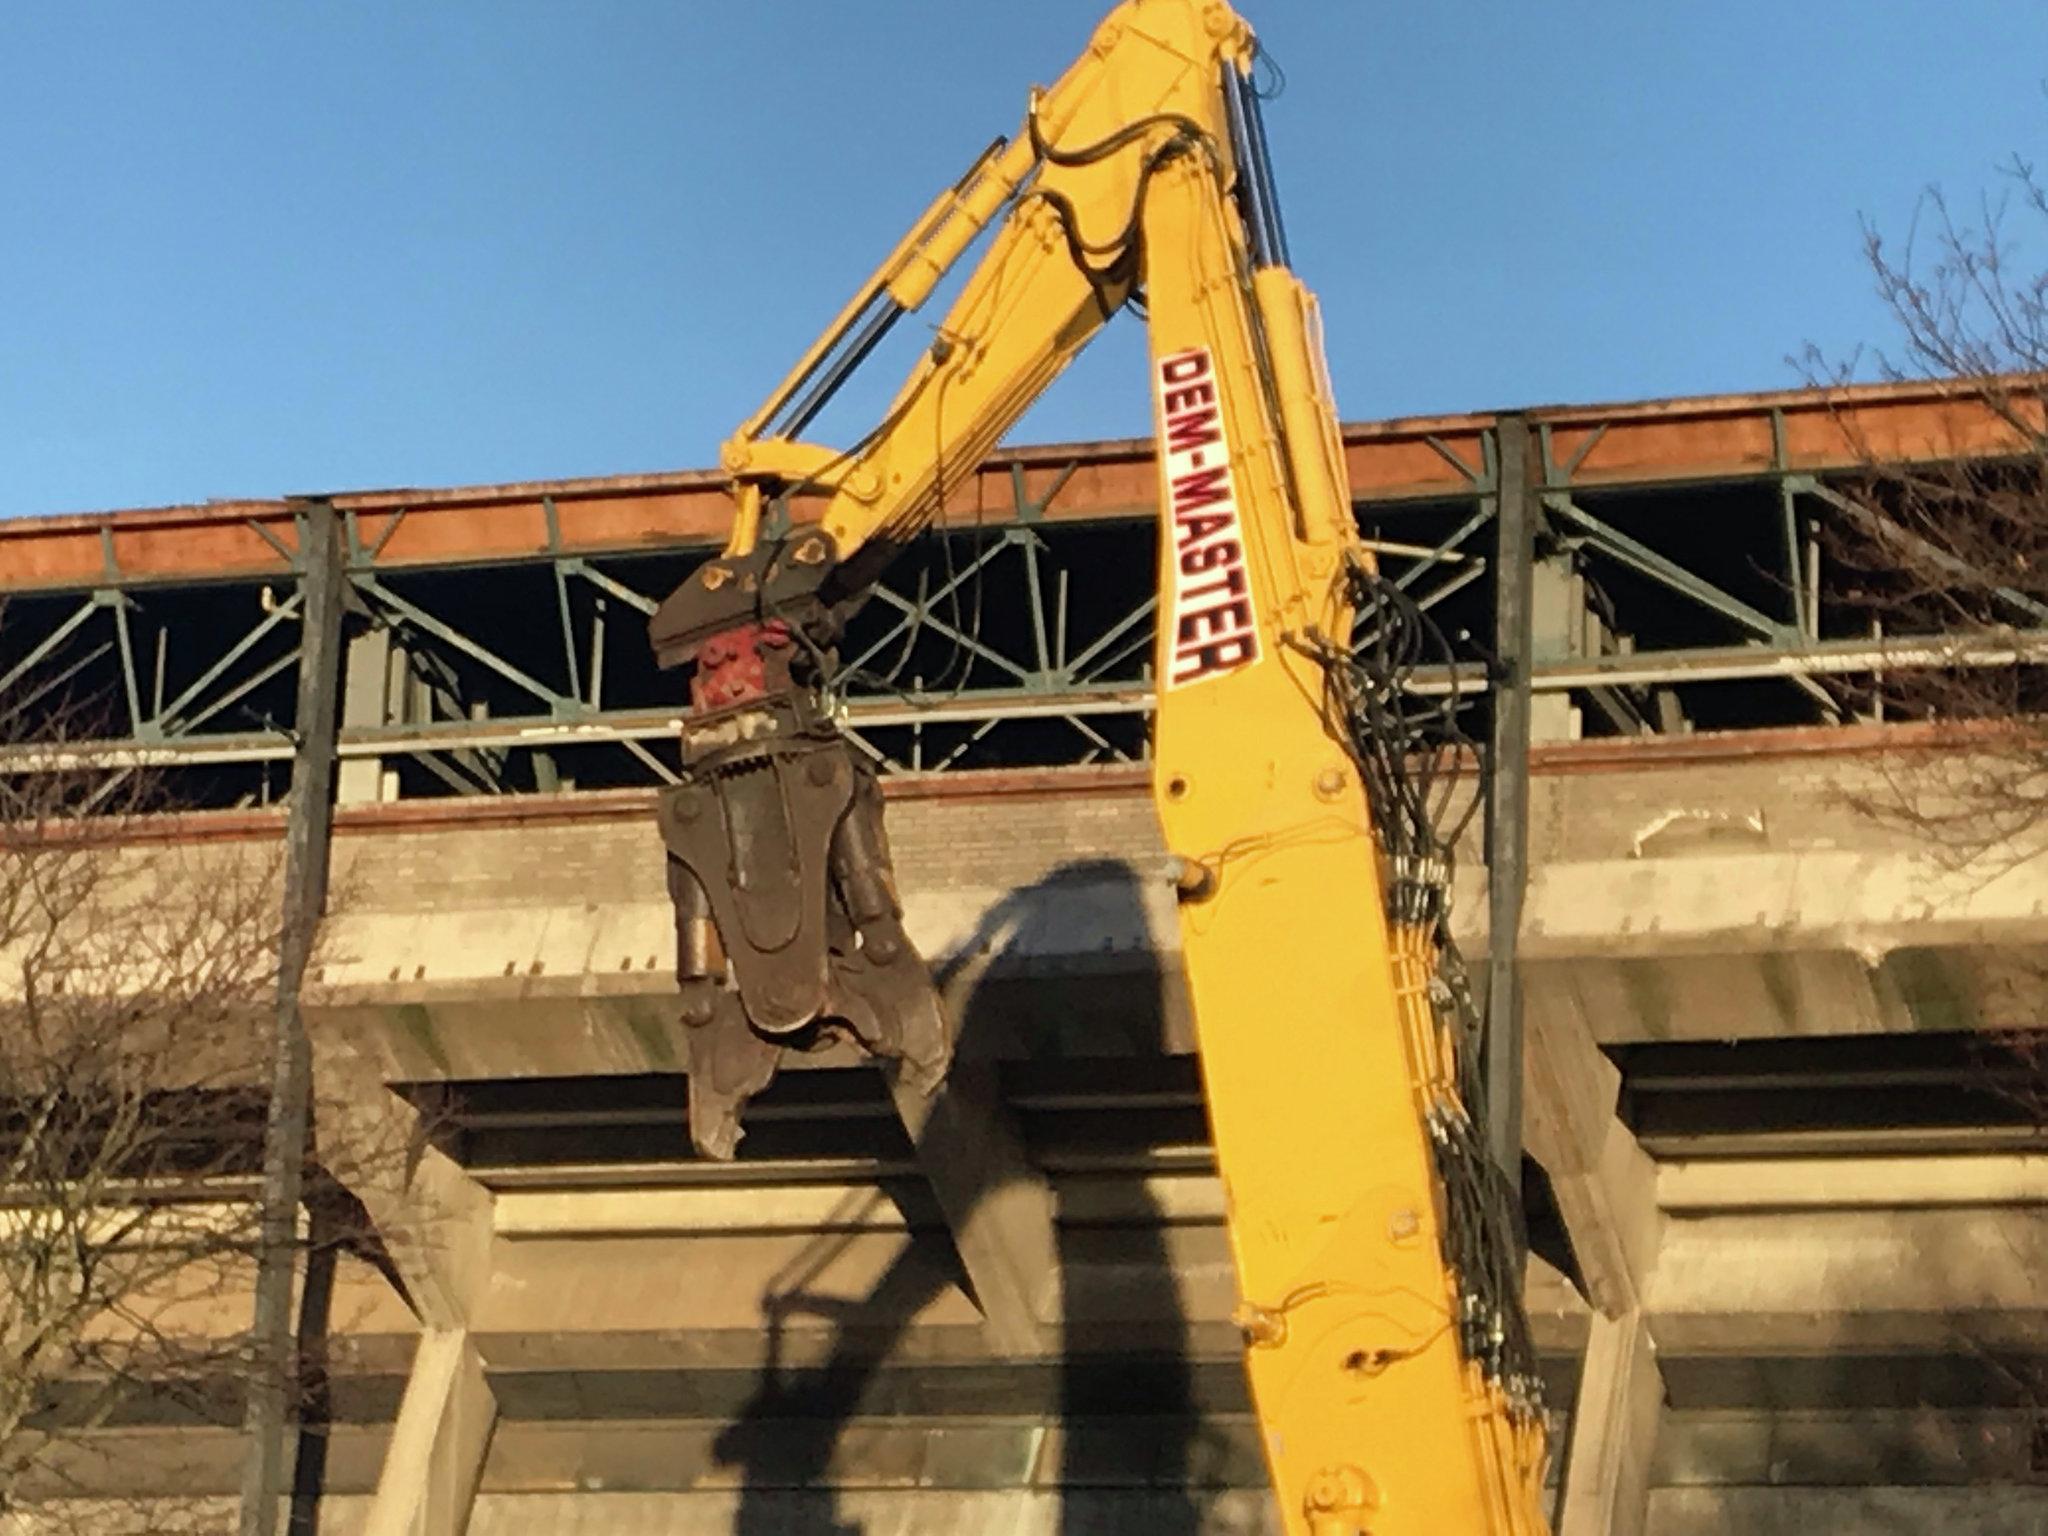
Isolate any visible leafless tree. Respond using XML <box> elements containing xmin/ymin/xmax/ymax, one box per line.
<box><xmin>1808</xmin><ymin>163</ymin><xmax>2048</xmax><ymax>1440</ymax></box>
<box><xmin>1801</xmin><ymin>160</ymin><xmax>2048</xmax><ymax>857</ymax></box>
<box><xmin>0</xmin><ymin>700</ymin><xmax>415</xmax><ymax>1534</ymax></box>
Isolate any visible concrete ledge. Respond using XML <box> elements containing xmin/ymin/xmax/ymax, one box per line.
<box><xmin>1650</xmin><ymin>1206</ymin><xmax>2048</xmax><ymax>1354</ymax></box>
<box><xmin>1659</xmin><ymin>1154</ymin><xmax>2048</xmax><ymax>1210</ymax></box>
<box><xmin>301</xmin><ymin>741</ymin><xmax>2048</xmax><ymax>1077</ymax></box>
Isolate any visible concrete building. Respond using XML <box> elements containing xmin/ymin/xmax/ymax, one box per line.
<box><xmin>0</xmin><ymin>379</ymin><xmax>2042</xmax><ymax>1534</ymax></box>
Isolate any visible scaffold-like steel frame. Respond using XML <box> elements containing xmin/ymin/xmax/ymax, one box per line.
<box><xmin>0</xmin><ymin>380</ymin><xmax>2035</xmax><ymax>806</ymax></box>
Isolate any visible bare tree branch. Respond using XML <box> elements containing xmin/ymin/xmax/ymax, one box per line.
<box><xmin>0</xmin><ymin>668</ymin><xmax>429</xmax><ymax>1531</ymax></box>
<box><xmin>1803</xmin><ymin>146</ymin><xmax>2048</xmax><ymax>1433</ymax></box>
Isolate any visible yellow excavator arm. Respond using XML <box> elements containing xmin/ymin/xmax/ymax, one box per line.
<box><xmin>647</xmin><ymin>5</ymin><xmax>1551</xmax><ymax>1531</ymax></box>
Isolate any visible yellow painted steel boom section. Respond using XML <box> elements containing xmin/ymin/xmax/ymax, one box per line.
<box><xmin>648</xmin><ymin>3</ymin><xmax>1551</xmax><ymax>1531</ymax></box>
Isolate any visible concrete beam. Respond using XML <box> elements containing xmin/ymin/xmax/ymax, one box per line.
<box><xmin>1524</xmin><ymin>847</ymin><xmax>2041</xmax><ymax>955</ymax></box>
<box><xmin>1646</xmin><ymin>1487</ymin><xmax>2048</xmax><ymax>1536</ymax></box>
<box><xmin>303</xmin><ymin>747</ymin><xmax>2048</xmax><ymax>1080</ymax></box>
<box><xmin>493</xmin><ymin>1180</ymin><xmax>924</xmax><ymax>1237</ymax></box>
<box><xmin>488</xmin><ymin>1169</ymin><xmax>1233</xmax><ymax>1238</ymax></box>
<box><xmin>33</xmin><ymin>1180</ymin><xmax>2036</xmax><ymax>1388</ymax></box>
<box><xmin>464</xmin><ymin>1189</ymin><xmax>2048</xmax><ymax>1369</ymax></box>
<box><xmin>1652</xmin><ymin>1407</ymin><xmax>2041</xmax><ymax>1487</ymax></box>
<box><xmin>1648</xmin><ymin>1205</ymin><xmax>2048</xmax><ymax>1354</ymax></box>
<box><xmin>1559</xmin><ymin>1308</ymin><xmax>1664</xmax><ymax>1536</ymax></box>
<box><xmin>1659</xmin><ymin>1154</ymin><xmax>2048</xmax><ymax>1211</ymax></box>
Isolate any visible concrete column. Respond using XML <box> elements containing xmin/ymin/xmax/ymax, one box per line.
<box><xmin>889</xmin><ymin>1060</ymin><xmax>1059</xmax><ymax>1358</ymax></box>
<box><xmin>1529</xmin><ymin>541</ymin><xmax>1665</xmax><ymax>738</ymax></box>
<box><xmin>1559</xmin><ymin>1308</ymin><xmax>1663</xmax><ymax>1536</ymax></box>
<box><xmin>361</xmin><ymin>1329</ymin><xmax>496</xmax><ymax>1536</ymax></box>
<box><xmin>316</xmin><ymin>1045</ymin><xmax>498</xmax><ymax>1536</ymax></box>
<box><xmin>337</xmin><ymin>625</ymin><xmax>394</xmax><ymax>806</ymax></box>
<box><xmin>1528</xmin><ymin>557</ymin><xmax>1583</xmax><ymax>743</ymax></box>
<box><xmin>1524</xmin><ymin>984</ymin><xmax>1661</xmax><ymax>1319</ymax></box>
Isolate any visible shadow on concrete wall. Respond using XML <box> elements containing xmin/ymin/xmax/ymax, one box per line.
<box><xmin>711</xmin><ymin>858</ymin><xmax>1213</xmax><ymax>1534</ymax></box>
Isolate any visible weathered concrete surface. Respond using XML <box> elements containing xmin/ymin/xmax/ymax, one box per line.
<box><xmin>19</xmin><ymin>733</ymin><xmax>2042</xmax><ymax>1529</ymax></box>
<box><xmin>304</xmin><ymin>734</ymin><xmax>2048</xmax><ymax>1085</ymax></box>
<box><xmin>466</xmin><ymin>1190</ymin><xmax>2045</xmax><ymax>1368</ymax></box>
<box><xmin>16</xmin><ymin>1404</ymin><xmax>2042</xmax><ymax>1517</ymax></box>
<box><xmin>1558</xmin><ymin>1308</ymin><xmax>1662</xmax><ymax>1536</ymax></box>
<box><xmin>1645</xmin><ymin>1487</ymin><xmax>2046</xmax><ymax>1535</ymax></box>
<box><xmin>55</xmin><ymin>1170</ymin><xmax>2037</xmax><ymax>1395</ymax></box>
<box><xmin>1650</xmin><ymin>1205</ymin><xmax>2048</xmax><ymax>1354</ymax></box>
<box><xmin>27</xmin><ymin>1407</ymin><xmax>2040</xmax><ymax>1492</ymax></box>
<box><xmin>24</xmin><ymin>1483</ymin><xmax>2045</xmax><ymax>1536</ymax></box>
<box><xmin>17</xmin><ymin>1484</ymin><xmax>2048</xmax><ymax>1536</ymax></box>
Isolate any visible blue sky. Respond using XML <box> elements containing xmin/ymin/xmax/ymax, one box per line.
<box><xmin>3</xmin><ymin>1</ymin><xmax>2044</xmax><ymax>518</ymax></box>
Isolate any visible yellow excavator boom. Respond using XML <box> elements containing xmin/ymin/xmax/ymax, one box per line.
<box><xmin>646</xmin><ymin>5</ymin><xmax>1552</xmax><ymax>1531</ymax></box>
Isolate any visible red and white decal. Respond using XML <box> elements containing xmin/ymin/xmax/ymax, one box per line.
<box><xmin>1154</xmin><ymin>347</ymin><xmax>1259</xmax><ymax>690</ymax></box>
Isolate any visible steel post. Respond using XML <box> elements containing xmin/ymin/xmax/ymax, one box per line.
<box><xmin>1485</xmin><ymin>418</ymin><xmax>1535</xmax><ymax>1183</ymax></box>
<box><xmin>237</xmin><ymin>501</ymin><xmax>346</xmax><ymax>1536</ymax></box>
